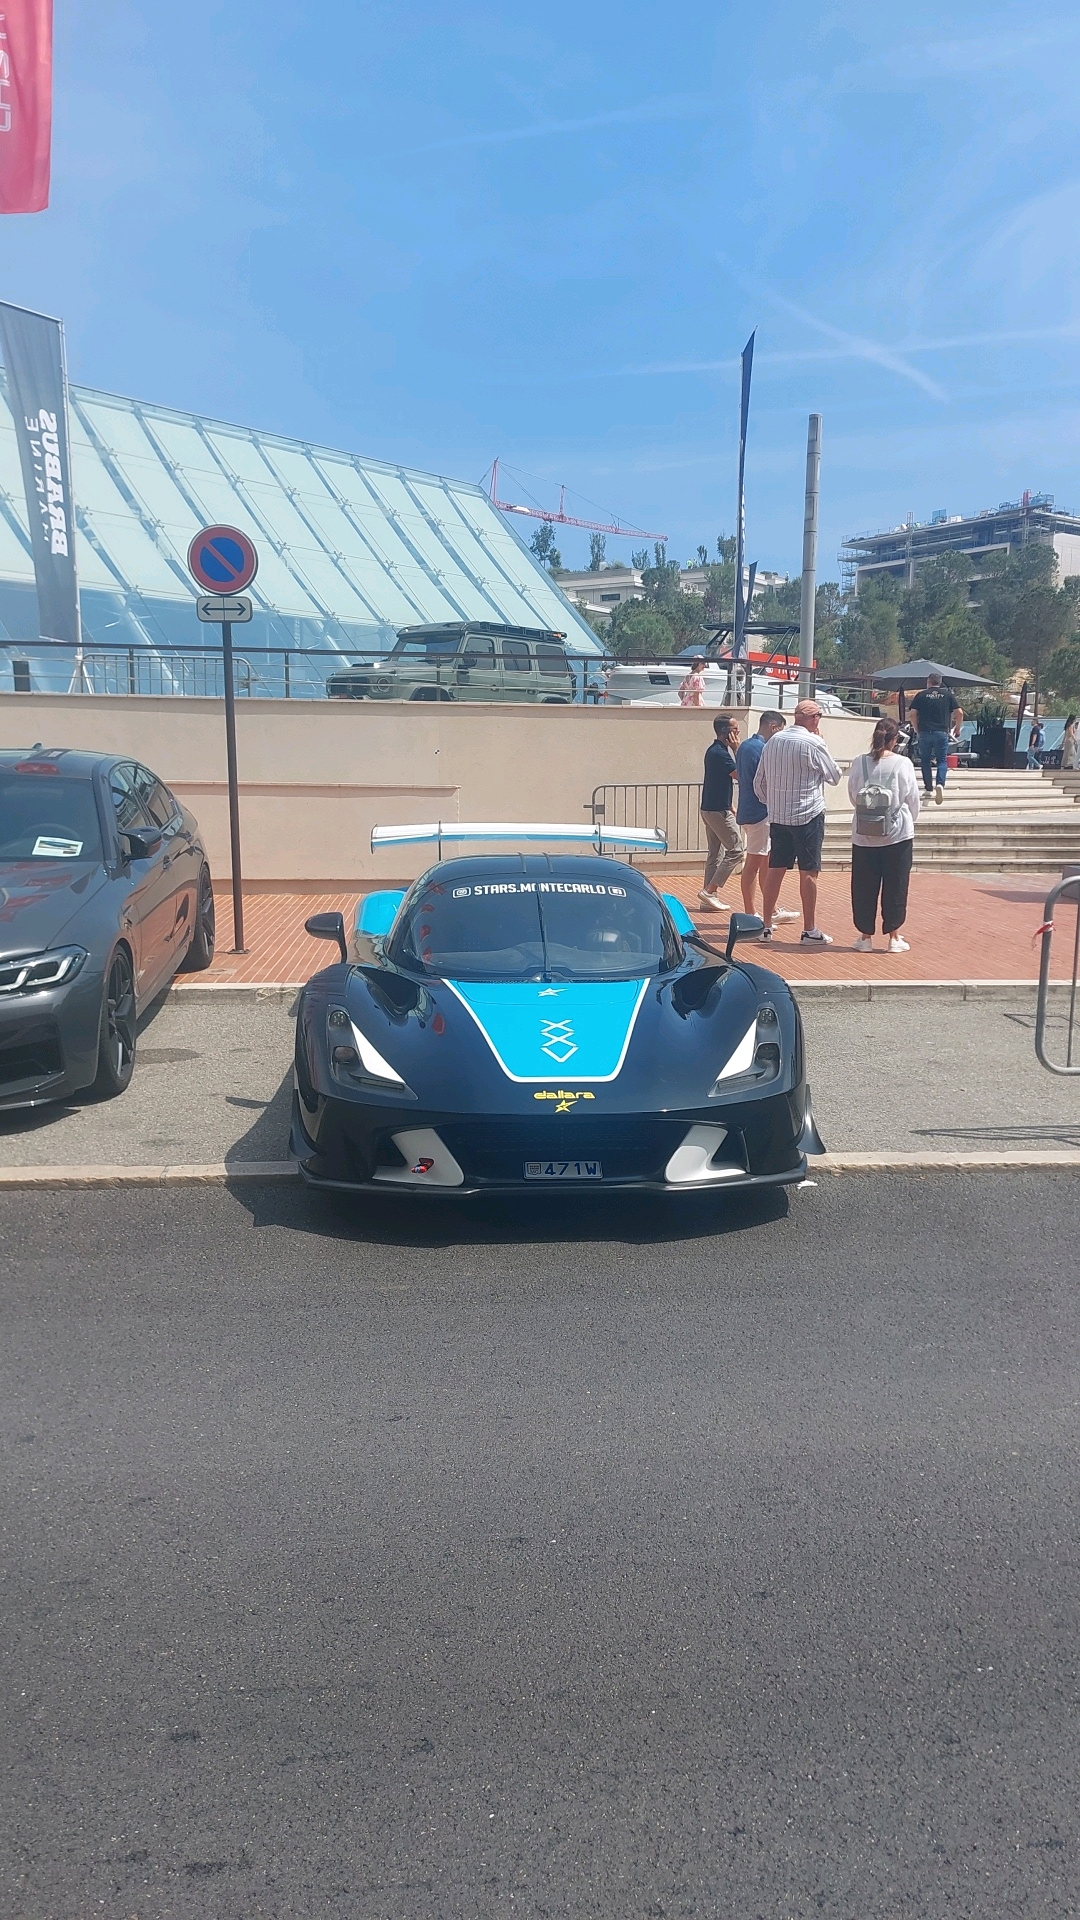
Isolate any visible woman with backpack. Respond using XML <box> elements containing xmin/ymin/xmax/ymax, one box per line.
<box><xmin>848</xmin><ymin>717</ymin><xmax>921</xmax><ymax>953</ymax></box>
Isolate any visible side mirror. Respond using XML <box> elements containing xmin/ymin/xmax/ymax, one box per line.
<box><xmin>122</xmin><ymin>828</ymin><xmax>163</xmax><ymax>861</ymax></box>
<box><xmin>725</xmin><ymin>912</ymin><xmax>764</xmax><ymax>960</ymax></box>
<box><xmin>305</xmin><ymin>911</ymin><xmax>347</xmax><ymax>963</ymax></box>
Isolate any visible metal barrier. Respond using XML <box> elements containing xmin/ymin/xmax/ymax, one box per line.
<box><xmin>81</xmin><ymin>651</ymin><xmax>256</xmax><ymax>698</ymax></box>
<box><xmin>1035</xmin><ymin>874</ymin><xmax>1080</xmax><ymax>1072</ymax></box>
<box><xmin>591</xmin><ymin>783</ymin><xmax>704</xmax><ymax>855</ymax></box>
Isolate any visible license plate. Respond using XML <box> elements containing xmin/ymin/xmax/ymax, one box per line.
<box><xmin>524</xmin><ymin>1159</ymin><xmax>602</xmax><ymax>1181</ymax></box>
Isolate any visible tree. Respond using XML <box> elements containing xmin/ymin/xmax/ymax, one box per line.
<box><xmin>605</xmin><ymin>601</ymin><xmax>676</xmax><ymax>661</ymax></box>
<box><xmin>695</xmin><ymin>544</ymin><xmax>709</xmax><ymax>567</ymax></box>
<box><xmin>836</xmin><ymin>575</ymin><xmax>903</xmax><ymax>672</ymax></box>
<box><xmin>716</xmin><ymin>533</ymin><xmax>737</xmax><ymax>563</ymax></box>
<box><xmin>981</xmin><ymin>544</ymin><xmax>1076</xmax><ymax>704</ymax></box>
<box><xmin>631</xmin><ymin>548</ymin><xmax>649</xmax><ymax>570</ymax></box>
<box><xmin>588</xmin><ymin>532</ymin><xmax>606</xmax><ymax>571</ymax></box>
<box><xmin>898</xmin><ymin>553</ymin><xmax>1008</xmax><ymax>680</ymax></box>
<box><xmin>529</xmin><ymin>523</ymin><xmax>562</xmax><ymax>574</ymax></box>
<box><xmin>701</xmin><ymin>562</ymin><xmax>736</xmax><ymax>629</ymax></box>
<box><xmin>813</xmin><ymin>582</ymin><xmax>843</xmax><ymax>674</ymax></box>
<box><xmin>1046</xmin><ymin>639</ymin><xmax>1080</xmax><ymax>707</ymax></box>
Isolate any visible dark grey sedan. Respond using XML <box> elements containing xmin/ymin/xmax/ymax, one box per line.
<box><xmin>0</xmin><ymin>746</ymin><xmax>215</xmax><ymax>1110</ymax></box>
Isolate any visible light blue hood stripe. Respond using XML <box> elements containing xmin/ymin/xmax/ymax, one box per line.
<box><xmin>444</xmin><ymin>978</ymin><xmax>650</xmax><ymax>1083</ymax></box>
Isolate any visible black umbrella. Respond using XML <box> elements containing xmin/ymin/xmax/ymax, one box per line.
<box><xmin>865</xmin><ymin>657</ymin><xmax>997</xmax><ymax>690</ymax></box>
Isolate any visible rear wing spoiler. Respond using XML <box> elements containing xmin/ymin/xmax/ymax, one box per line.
<box><xmin>370</xmin><ymin>820</ymin><xmax>667</xmax><ymax>854</ymax></box>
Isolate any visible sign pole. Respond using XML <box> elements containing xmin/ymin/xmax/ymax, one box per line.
<box><xmin>221</xmin><ymin>618</ymin><xmax>247</xmax><ymax>953</ymax></box>
<box><xmin>187</xmin><ymin>526</ymin><xmax>258</xmax><ymax>958</ymax></box>
<box><xmin>799</xmin><ymin>413</ymin><xmax>822</xmax><ymax>703</ymax></box>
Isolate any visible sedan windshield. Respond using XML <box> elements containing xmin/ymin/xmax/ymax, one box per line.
<box><xmin>0</xmin><ymin>773</ymin><xmax>104</xmax><ymax>863</ymax></box>
<box><xmin>388</xmin><ymin>875</ymin><xmax>680</xmax><ymax>981</ymax></box>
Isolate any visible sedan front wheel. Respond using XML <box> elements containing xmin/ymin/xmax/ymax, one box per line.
<box><xmin>94</xmin><ymin>946</ymin><xmax>137</xmax><ymax>1096</ymax></box>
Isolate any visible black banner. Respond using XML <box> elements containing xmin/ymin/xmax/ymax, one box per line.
<box><xmin>0</xmin><ymin>301</ymin><xmax>80</xmax><ymax>643</ymax></box>
<box><xmin>732</xmin><ymin>329</ymin><xmax>755</xmax><ymax>661</ymax></box>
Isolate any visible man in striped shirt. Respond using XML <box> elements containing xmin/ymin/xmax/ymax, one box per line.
<box><xmin>753</xmin><ymin>698</ymin><xmax>841</xmax><ymax>944</ymax></box>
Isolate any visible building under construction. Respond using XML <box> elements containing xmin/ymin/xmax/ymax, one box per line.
<box><xmin>842</xmin><ymin>494</ymin><xmax>1080</xmax><ymax>597</ymax></box>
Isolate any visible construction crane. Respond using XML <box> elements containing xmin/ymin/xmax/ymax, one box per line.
<box><xmin>487</xmin><ymin>458</ymin><xmax>667</xmax><ymax>542</ymax></box>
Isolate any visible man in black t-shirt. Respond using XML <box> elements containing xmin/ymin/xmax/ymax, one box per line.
<box><xmin>698</xmin><ymin>714</ymin><xmax>743</xmax><ymax>909</ymax></box>
<box><xmin>909</xmin><ymin>671</ymin><xmax>962</xmax><ymax>803</ymax></box>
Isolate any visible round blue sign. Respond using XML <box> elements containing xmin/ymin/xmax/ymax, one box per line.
<box><xmin>187</xmin><ymin>525</ymin><xmax>258</xmax><ymax>593</ymax></box>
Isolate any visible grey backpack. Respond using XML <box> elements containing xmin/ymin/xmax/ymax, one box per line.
<box><xmin>854</xmin><ymin>754</ymin><xmax>899</xmax><ymax>838</ymax></box>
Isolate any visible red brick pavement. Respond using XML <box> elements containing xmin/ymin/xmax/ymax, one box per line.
<box><xmin>189</xmin><ymin>871</ymin><xmax>1066</xmax><ymax>988</ymax></box>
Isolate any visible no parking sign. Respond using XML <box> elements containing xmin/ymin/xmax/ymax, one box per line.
<box><xmin>187</xmin><ymin>525</ymin><xmax>259</xmax><ymax>594</ymax></box>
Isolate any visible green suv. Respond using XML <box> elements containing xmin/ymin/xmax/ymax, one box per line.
<box><xmin>325</xmin><ymin>623</ymin><xmax>576</xmax><ymax>704</ymax></box>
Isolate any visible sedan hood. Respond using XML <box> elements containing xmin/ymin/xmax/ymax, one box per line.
<box><xmin>0</xmin><ymin>862</ymin><xmax>108</xmax><ymax>955</ymax></box>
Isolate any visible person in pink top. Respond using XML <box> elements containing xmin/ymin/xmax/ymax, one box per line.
<box><xmin>678</xmin><ymin>657</ymin><xmax>707</xmax><ymax>707</ymax></box>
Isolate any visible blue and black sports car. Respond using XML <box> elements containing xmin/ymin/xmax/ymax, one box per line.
<box><xmin>291</xmin><ymin>825</ymin><xmax>822</xmax><ymax>1198</ymax></box>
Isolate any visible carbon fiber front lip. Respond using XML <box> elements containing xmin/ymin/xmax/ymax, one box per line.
<box><xmin>294</xmin><ymin>1158</ymin><xmax>807</xmax><ymax>1198</ymax></box>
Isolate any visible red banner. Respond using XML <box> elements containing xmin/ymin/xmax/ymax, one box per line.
<box><xmin>0</xmin><ymin>0</ymin><xmax>52</xmax><ymax>214</ymax></box>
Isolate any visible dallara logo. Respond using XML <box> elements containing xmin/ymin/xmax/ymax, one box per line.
<box><xmin>535</xmin><ymin>1089</ymin><xmax>596</xmax><ymax>1113</ymax></box>
<box><xmin>540</xmin><ymin>1018</ymin><xmax>577</xmax><ymax>1065</ymax></box>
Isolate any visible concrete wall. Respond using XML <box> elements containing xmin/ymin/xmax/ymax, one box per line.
<box><xmin>0</xmin><ymin>693</ymin><xmax>874</xmax><ymax>886</ymax></box>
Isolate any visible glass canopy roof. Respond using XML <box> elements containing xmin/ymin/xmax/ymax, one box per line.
<box><xmin>0</xmin><ymin>372</ymin><xmax>598</xmax><ymax>689</ymax></box>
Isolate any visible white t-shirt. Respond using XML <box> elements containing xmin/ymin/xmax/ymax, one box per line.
<box><xmin>847</xmin><ymin>750</ymin><xmax>921</xmax><ymax>847</ymax></box>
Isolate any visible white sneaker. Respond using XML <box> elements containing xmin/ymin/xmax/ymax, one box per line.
<box><xmin>853</xmin><ymin>935</ymin><xmax>874</xmax><ymax>952</ymax></box>
<box><xmin>771</xmin><ymin>907</ymin><xmax>800</xmax><ymax>922</ymax></box>
<box><xmin>934</xmin><ymin>785</ymin><xmax>944</xmax><ymax>805</ymax></box>
<box><xmin>800</xmin><ymin>928</ymin><xmax>833</xmax><ymax>945</ymax></box>
<box><xmin>697</xmin><ymin>890</ymin><xmax>729</xmax><ymax>911</ymax></box>
<box><xmin>888</xmin><ymin>935</ymin><xmax>910</xmax><ymax>953</ymax></box>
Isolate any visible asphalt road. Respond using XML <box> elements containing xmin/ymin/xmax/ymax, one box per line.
<box><xmin>3</xmin><ymin>1173</ymin><xmax>1080</xmax><ymax>1918</ymax></box>
<box><xmin>2</xmin><ymin>989</ymin><xmax>1079</xmax><ymax>1166</ymax></box>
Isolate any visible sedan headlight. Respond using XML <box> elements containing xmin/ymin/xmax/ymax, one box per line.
<box><xmin>327</xmin><ymin>1005</ymin><xmax>406</xmax><ymax>1087</ymax></box>
<box><xmin>710</xmin><ymin>1004</ymin><xmax>781</xmax><ymax>1094</ymax></box>
<box><xmin>0</xmin><ymin>946</ymin><xmax>88</xmax><ymax>996</ymax></box>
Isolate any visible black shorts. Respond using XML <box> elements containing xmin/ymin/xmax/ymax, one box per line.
<box><xmin>769</xmin><ymin>813</ymin><xmax>826</xmax><ymax>873</ymax></box>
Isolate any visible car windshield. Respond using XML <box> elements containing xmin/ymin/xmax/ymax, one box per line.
<box><xmin>392</xmin><ymin>635</ymin><xmax>461</xmax><ymax>658</ymax></box>
<box><xmin>0</xmin><ymin>771</ymin><xmax>104</xmax><ymax>863</ymax></box>
<box><xmin>388</xmin><ymin>873</ymin><xmax>681</xmax><ymax>981</ymax></box>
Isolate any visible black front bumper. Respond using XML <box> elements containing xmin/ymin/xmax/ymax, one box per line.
<box><xmin>291</xmin><ymin>1085</ymin><xmax>811</xmax><ymax>1198</ymax></box>
<box><xmin>0</xmin><ymin>969</ymin><xmax>104</xmax><ymax>1110</ymax></box>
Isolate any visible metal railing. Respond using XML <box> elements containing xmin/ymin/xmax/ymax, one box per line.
<box><xmin>591</xmin><ymin>783</ymin><xmax>705</xmax><ymax>855</ymax></box>
<box><xmin>1035</xmin><ymin>875</ymin><xmax>1080</xmax><ymax>1073</ymax></box>
<box><xmin>2</xmin><ymin>640</ymin><xmax>607</xmax><ymax>702</ymax></box>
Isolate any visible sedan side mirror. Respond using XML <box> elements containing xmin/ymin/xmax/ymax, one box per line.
<box><xmin>305</xmin><ymin>911</ymin><xmax>347</xmax><ymax>963</ymax></box>
<box><xmin>122</xmin><ymin>828</ymin><xmax>163</xmax><ymax>861</ymax></box>
<box><xmin>725</xmin><ymin>912</ymin><xmax>764</xmax><ymax>960</ymax></box>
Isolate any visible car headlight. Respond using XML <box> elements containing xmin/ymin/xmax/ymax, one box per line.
<box><xmin>710</xmin><ymin>1004</ymin><xmax>781</xmax><ymax>1094</ymax></box>
<box><xmin>0</xmin><ymin>946</ymin><xmax>88</xmax><ymax>996</ymax></box>
<box><xmin>327</xmin><ymin>1005</ymin><xmax>406</xmax><ymax>1086</ymax></box>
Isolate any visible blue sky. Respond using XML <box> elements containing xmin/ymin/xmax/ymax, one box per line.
<box><xmin>3</xmin><ymin>1</ymin><xmax>1079</xmax><ymax>580</ymax></box>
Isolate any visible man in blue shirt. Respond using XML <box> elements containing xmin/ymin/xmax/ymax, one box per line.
<box><xmin>735</xmin><ymin>711</ymin><xmax>793</xmax><ymax>919</ymax></box>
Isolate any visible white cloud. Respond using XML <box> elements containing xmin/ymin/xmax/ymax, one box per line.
<box><xmin>408</xmin><ymin>94</ymin><xmax>709</xmax><ymax>154</ymax></box>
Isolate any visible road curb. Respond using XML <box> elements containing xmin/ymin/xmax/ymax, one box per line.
<box><xmin>0</xmin><ymin>1161</ymin><xmax>298</xmax><ymax>1190</ymax></box>
<box><xmin>168</xmin><ymin>983</ymin><xmax>302</xmax><ymax>1004</ymax></box>
<box><xmin>811</xmin><ymin>1149</ymin><xmax>1080</xmax><ymax>1172</ymax></box>
<box><xmin>2</xmin><ymin>1153</ymin><xmax>1079</xmax><ymax>1191</ymax></box>
<box><xmin>166</xmin><ymin>978</ymin><xmax>1062</xmax><ymax>1005</ymax></box>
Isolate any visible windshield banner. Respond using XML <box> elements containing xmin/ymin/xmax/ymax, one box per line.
<box><xmin>0</xmin><ymin>0</ymin><xmax>53</xmax><ymax>214</ymax></box>
<box><xmin>0</xmin><ymin>300</ymin><xmax>79</xmax><ymax>643</ymax></box>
